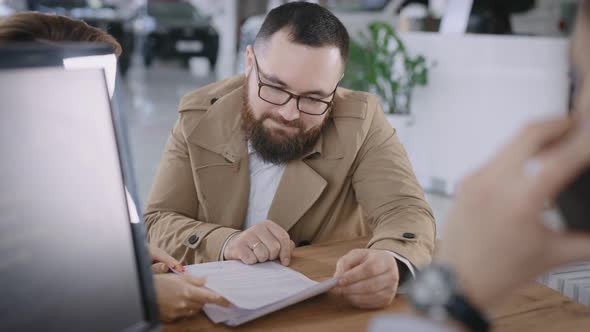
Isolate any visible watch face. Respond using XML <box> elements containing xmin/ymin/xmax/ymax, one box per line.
<box><xmin>409</xmin><ymin>266</ymin><xmax>456</xmax><ymax>311</ymax></box>
<box><xmin>409</xmin><ymin>266</ymin><xmax>491</xmax><ymax>332</ymax></box>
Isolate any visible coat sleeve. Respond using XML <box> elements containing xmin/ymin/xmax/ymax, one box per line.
<box><xmin>351</xmin><ymin>101</ymin><xmax>436</xmax><ymax>269</ymax></box>
<box><xmin>144</xmin><ymin>113</ymin><xmax>240</xmax><ymax>264</ymax></box>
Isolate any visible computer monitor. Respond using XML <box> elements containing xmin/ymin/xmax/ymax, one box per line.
<box><xmin>0</xmin><ymin>55</ymin><xmax>159</xmax><ymax>330</ymax></box>
<box><xmin>0</xmin><ymin>41</ymin><xmax>147</xmax><ymax>278</ymax></box>
<box><xmin>0</xmin><ymin>43</ymin><xmax>118</xmax><ymax>97</ymax></box>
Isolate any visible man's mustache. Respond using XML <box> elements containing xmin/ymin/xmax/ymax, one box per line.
<box><xmin>261</xmin><ymin>113</ymin><xmax>302</xmax><ymax>129</ymax></box>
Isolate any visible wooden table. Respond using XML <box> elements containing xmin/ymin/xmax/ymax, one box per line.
<box><xmin>164</xmin><ymin>238</ymin><xmax>590</xmax><ymax>332</ymax></box>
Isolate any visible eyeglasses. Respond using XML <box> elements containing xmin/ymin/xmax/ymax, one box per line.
<box><xmin>252</xmin><ymin>52</ymin><xmax>338</xmax><ymax>116</ymax></box>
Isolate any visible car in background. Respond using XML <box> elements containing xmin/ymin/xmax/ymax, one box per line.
<box><xmin>137</xmin><ymin>0</ymin><xmax>219</xmax><ymax>69</ymax></box>
<box><xmin>324</xmin><ymin>0</ymin><xmax>406</xmax><ymax>38</ymax></box>
<box><xmin>34</xmin><ymin>0</ymin><xmax>136</xmax><ymax>77</ymax></box>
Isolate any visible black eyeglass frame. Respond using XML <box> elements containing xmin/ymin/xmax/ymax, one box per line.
<box><xmin>252</xmin><ymin>52</ymin><xmax>338</xmax><ymax>116</ymax></box>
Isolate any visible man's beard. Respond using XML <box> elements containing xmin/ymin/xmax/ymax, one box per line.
<box><xmin>241</xmin><ymin>83</ymin><xmax>328</xmax><ymax>165</ymax></box>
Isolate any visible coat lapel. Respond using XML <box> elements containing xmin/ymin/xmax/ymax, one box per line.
<box><xmin>267</xmin><ymin>158</ymin><xmax>327</xmax><ymax>232</ymax></box>
<box><xmin>185</xmin><ymin>84</ymin><xmax>250</xmax><ymax>229</ymax></box>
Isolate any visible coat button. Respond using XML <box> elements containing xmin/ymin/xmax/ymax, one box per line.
<box><xmin>402</xmin><ymin>232</ymin><xmax>416</xmax><ymax>239</ymax></box>
<box><xmin>188</xmin><ymin>235</ymin><xmax>199</xmax><ymax>244</ymax></box>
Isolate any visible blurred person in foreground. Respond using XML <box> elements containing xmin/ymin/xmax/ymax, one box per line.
<box><xmin>365</xmin><ymin>2</ymin><xmax>590</xmax><ymax>331</ymax></box>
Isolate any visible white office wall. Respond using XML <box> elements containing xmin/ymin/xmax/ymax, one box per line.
<box><xmin>389</xmin><ymin>32</ymin><xmax>570</xmax><ymax>194</ymax></box>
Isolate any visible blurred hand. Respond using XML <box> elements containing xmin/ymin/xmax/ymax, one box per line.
<box><xmin>154</xmin><ymin>274</ymin><xmax>229</xmax><ymax>322</ymax></box>
<box><xmin>149</xmin><ymin>244</ymin><xmax>184</xmax><ymax>274</ymax></box>
<box><xmin>224</xmin><ymin>220</ymin><xmax>295</xmax><ymax>265</ymax></box>
<box><xmin>332</xmin><ymin>249</ymin><xmax>399</xmax><ymax>309</ymax></box>
<box><xmin>438</xmin><ymin>115</ymin><xmax>590</xmax><ymax>310</ymax></box>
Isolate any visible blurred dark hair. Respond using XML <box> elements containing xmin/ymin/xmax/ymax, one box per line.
<box><xmin>255</xmin><ymin>1</ymin><xmax>349</xmax><ymax>64</ymax></box>
<box><xmin>0</xmin><ymin>12</ymin><xmax>122</xmax><ymax>57</ymax></box>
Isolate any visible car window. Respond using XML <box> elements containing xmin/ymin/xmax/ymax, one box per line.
<box><xmin>37</xmin><ymin>0</ymin><xmax>124</xmax><ymax>10</ymax></box>
<box><xmin>147</xmin><ymin>1</ymin><xmax>201</xmax><ymax>20</ymax></box>
<box><xmin>325</xmin><ymin>0</ymin><xmax>392</xmax><ymax>12</ymax></box>
<box><xmin>37</xmin><ymin>0</ymin><xmax>88</xmax><ymax>9</ymax></box>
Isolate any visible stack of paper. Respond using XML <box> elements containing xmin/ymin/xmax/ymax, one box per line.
<box><xmin>184</xmin><ymin>261</ymin><xmax>337</xmax><ymax>326</ymax></box>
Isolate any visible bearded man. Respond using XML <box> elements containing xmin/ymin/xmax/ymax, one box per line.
<box><xmin>145</xmin><ymin>1</ymin><xmax>435</xmax><ymax>309</ymax></box>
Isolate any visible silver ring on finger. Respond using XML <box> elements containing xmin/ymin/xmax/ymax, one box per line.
<box><xmin>252</xmin><ymin>243</ymin><xmax>269</xmax><ymax>261</ymax></box>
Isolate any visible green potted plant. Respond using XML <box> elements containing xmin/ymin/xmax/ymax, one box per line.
<box><xmin>343</xmin><ymin>21</ymin><xmax>431</xmax><ymax>115</ymax></box>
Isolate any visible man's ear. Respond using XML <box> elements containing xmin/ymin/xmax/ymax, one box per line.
<box><xmin>245</xmin><ymin>45</ymin><xmax>254</xmax><ymax>78</ymax></box>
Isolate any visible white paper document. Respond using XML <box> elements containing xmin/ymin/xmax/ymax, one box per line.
<box><xmin>185</xmin><ymin>261</ymin><xmax>337</xmax><ymax>326</ymax></box>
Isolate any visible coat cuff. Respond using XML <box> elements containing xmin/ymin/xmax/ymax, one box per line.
<box><xmin>368</xmin><ymin>237</ymin><xmax>433</xmax><ymax>269</ymax></box>
<box><xmin>192</xmin><ymin>226</ymin><xmax>240</xmax><ymax>263</ymax></box>
<box><xmin>381</xmin><ymin>250</ymin><xmax>417</xmax><ymax>294</ymax></box>
<box><xmin>384</xmin><ymin>250</ymin><xmax>416</xmax><ymax>278</ymax></box>
<box><xmin>219</xmin><ymin>231</ymin><xmax>241</xmax><ymax>261</ymax></box>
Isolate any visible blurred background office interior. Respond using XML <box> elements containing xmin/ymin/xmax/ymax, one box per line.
<box><xmin>2</xmin><ymin>0</ymin><xmax>587</xmax><ymax>307</ymax></box>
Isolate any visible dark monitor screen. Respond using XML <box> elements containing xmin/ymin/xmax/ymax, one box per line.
<box><xmin>0</xmin><ymin>42</ymin><xmax>114</xmax><ymax>69</ymax></box>
<box><xmin>0</xmin><ymin>46</ymin><xmax>159</xmax><ymax>332</ymax></box>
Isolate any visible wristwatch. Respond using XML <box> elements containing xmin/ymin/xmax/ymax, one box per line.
<box><xmin>406</xmin><ymin>264</ymin><xmax>490</xmax><ymax>332</ymax></box>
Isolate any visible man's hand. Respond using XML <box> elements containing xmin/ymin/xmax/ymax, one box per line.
<box><xmin>332</xmin><ymin>249</ymin><xmax>399</xmax><ymax>309</ymax></box>
<box><xmin>224</xmin><ymin>220</ymin><xmax>295</xmax><ymax>265</ymax></box>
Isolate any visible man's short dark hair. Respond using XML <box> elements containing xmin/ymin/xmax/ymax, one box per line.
<box><xmin>255</xmin><ymin>1</ymin><xmax>350</xmax><ymax>64</ymax></box>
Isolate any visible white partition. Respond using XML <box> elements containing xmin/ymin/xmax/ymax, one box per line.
<box><xmin>389</xmin><ymin>32</ymin><xmax>570</xmax><ymax>194</ymax></box>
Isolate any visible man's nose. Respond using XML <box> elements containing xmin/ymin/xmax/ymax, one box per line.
<box><xmin>277</xmin><ymin>98</ymin><xmax>300</xmax><ymax>122</ymax></box>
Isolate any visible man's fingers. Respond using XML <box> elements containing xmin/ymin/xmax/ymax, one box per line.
<box><xmin>256</xmin><ymin>227</ymin><xmax>281</xmax><ymax>260</ymax></box>
<box><xmin>252</xmin><ymin>242</ymin><xmax>270</xmax><ymax>262</ymax></box>
<box><xmin>235</xmin><ymin>235</ymin><xmax>264</xmax><ymax>264</ymax></box>
<box><xmin>338</xmin><ymin>271</ymin><xmax>397</xmax><ymax>295</ymax></box>
<box><xmin>246</xmin><ymin>233</ymin><xmax>270</xmax><ymax>262</ymax></box>
<box><xmin>240</xmin><ymin>248</ymin><xmax>258</xmax><ymax>265</ymax></box>
<box><xmin>334</xmin><ymin>249</ymin><xmax>369</xmax><ymax>278</ymax></box>
<box><xmin>339</xmin><ymin>257</ymin><xmax>391</xmax><ymax>286</ymax></box>
<box><xmin>234</xmin><ymin>239</ymin><xmax>259</xmax><ymax>265</ymax></box>
<box><xmin>266</xmin><ymin>222</ymin><xmax>293</xmax><ymax>266</ymax></box>
<box><xmin>329</xmin><ymin>286</ymin><xmax>343</xmax><ymax>296</ymax></box>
